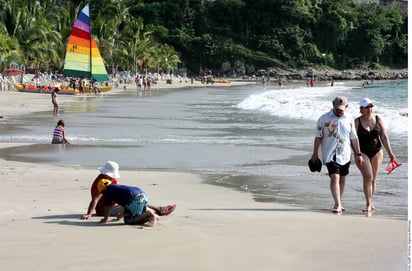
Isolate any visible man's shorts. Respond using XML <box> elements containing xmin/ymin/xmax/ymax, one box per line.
<box><xmin>124</xmin><ymin>194</ymin><xmax>148</xmax><ymax>225</ymax></box>
<box><xmin>326</xmin><ymin>161</ymin><xmax>351</xmax><ymax>176</ymax></box>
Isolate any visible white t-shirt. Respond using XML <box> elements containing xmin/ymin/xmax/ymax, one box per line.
<box><xmin>315</xmin><ymin>109</ymin><xmax>358</xmax><ymax>165</ymax></box>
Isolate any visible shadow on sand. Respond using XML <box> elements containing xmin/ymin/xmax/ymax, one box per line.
<box><xmin>31</xmin><ymin>214</ymin><xmax>125</xmax><ymax>227</ymax></box>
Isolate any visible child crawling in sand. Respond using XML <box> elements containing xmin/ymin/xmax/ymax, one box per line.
<box><xmin>81</xmin><ymin>161</ymin><xmax>176</xmax><ymax>226</ymax></box>
<box><xmin>97</xmin><ymin>179</ymin><xmax>168</xmax><ymax>227</ymax></box>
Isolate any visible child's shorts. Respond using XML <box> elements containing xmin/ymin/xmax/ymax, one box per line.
<box><xmin>124</xmin><ymin>193</ymin><xmax>148</xmax><ymax>225</ymax></box>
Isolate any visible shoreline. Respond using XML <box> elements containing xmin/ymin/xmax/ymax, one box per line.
<box><xmin>4</xmin><ymin>67</ymin><xmax>407</xmax><ymax>93</ymax></box>
<box><xmin>0</xmin><ymin>143</ymin><xmax>407</xmax><ymax>271</ymax></box>
<box><xmin>0</xmin><ymin>84</ymin><xmax>408</xmax><ymax>270</ymax></box>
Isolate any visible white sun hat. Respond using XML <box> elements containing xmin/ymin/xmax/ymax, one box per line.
<box><xmin>359</xmin><ymin>98</ymin><xmax>374</xmax><ymax>107</ymax></box>
<box><xmin>98</xmin><ymin>161</ymin><xmax>120</xmax><ymax>178</ymax></box>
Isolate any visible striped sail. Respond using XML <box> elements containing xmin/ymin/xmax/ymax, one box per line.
<box><xmin>63</xmin><ymin>4</ymin><xmax>108</xmax><ymax>82</ymax></box>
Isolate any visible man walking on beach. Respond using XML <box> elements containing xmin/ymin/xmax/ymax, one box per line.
<box><xmin>311</xmin><ymin>96</ymin><xmax>364</xmax><ymax>213</ymax></box>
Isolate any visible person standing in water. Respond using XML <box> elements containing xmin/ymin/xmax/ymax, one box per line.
<box><xmin>51</xmin><ymin>87</ymin><xmax>60</xmax><ymax>115</ymax></box>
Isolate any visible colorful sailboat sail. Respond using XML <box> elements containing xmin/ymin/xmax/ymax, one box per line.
<box><xmin>63</xmin><ymin>4</ymin><xmax>109</xmax><ymax>82</ymax></box>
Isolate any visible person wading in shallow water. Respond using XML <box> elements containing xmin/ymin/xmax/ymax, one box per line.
<box><xmin>51</xmin><ymin>120</ymin><xmax>70</xmax><ymax>144</ymax></box>
<box><xmin>51</xmin><ymin>87</ymin><xmax>60</xmax><ymax>115</ymax></box>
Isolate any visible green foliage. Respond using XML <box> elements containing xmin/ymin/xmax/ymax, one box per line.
<box><xmin>0</xmin><ymin>0</ymin><xmax>407</xmax><ymax>75</ymax></box>
<box><xmin>343</xmin><ymin>3</ymin><xmax>406</xmax><ymax>68</ymax></box>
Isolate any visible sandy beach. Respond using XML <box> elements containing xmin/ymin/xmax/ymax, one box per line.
<box><xmin>0</xmin><ymin>82</ymin><xmax>408</xmax><ymax>271</ymax></box>
<box><xmin>0</xmin><ymin>78</ymin><xmax>253</xmax><ymax>115</ymax></box>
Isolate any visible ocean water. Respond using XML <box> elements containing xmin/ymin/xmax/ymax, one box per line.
<box><xmin>0</xmin><ymin>79</ymin><xmax>408</xmax><ymax>220</ymax></box>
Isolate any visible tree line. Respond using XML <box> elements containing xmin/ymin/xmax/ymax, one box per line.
<box><xmin>0</xmin><ymin>0</ymin><xmax>407</xmax><ymax>77</ymax></box>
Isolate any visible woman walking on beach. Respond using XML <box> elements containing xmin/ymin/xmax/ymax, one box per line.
<box><xmin>354</xmin><ymin>98</ymin><xmax>396</xmax><ymax>212</ymax></box>
<box><xmin>51</xmin><ymin>120</ymin><xmax>70</xmax><ymax>144</ymax></box>
<box><xmin>51</xmin><ymin>87</ymin><xmax>60</xmax><ymax>115</ymax></box>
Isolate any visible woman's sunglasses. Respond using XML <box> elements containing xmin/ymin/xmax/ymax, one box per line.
<box><xmin>361</xmin><ymin>105</ymin><xmax>374</xmax><ymax>109</ymax></box>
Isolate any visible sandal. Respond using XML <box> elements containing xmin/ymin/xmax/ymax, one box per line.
<box><xmin>160</xmin><ymin>204</ymin><xmax>176</xmax><ymax>216</ymax></box>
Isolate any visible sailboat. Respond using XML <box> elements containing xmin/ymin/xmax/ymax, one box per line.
<box><xmin>63</xmin><ymin>3</ymin><xmax>111</xmax><ymax>92</ymax></box>
<box><xmin>14</xmin><ymin>3</ymin><xmax>111</xmax><ymax>94</ymax></box>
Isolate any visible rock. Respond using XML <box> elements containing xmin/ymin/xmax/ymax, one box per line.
<box><xmin>272</xmin><ymin>68</ymin><xmax>407</xmax><ymax>81</ymax></box>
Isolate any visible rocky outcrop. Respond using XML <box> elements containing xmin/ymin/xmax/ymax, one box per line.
<box><xmin>272</xmin><ymin>68</ymin><xmax>408</xmax><ymax>81</ymax></box>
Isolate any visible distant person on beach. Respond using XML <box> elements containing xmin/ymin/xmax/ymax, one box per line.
<box><xmin>81</xmin><ymin>77</ymin><xmax>87</xmax><ymax>94</ymax></box>
<box><xmin>88</xmin><ymin>79</ymin><xmax>93</xmax><ymax>96</ymax></box>
<box><xmin>310</xmin><ymin>79</ymin><xmax>315</xmax><ymax>87</ymax></box>
<box><xmin>78</xmin><ymin>77</ymin><xmax>84</xmax><ymax>95</ymax></box>
<box><xmin>136</xmin><ymin>76</ymin><xmax>142</xmax><ymax>91</ymax></box>
<box><xmin>51</xmin><ymin>120</ymin><xmax>70</xmax><ymax>144</ymax></box>
<box><xmin>261</xmin><ymin>76</ymin><xmax>266</xmax><ymax>87</ymax></box>
<box><xmin>354</xmin><ymin>98</ymin><xmax>396</xmax><ymax>213</ymax></box>
<box><xmin>51</xmin><ymin>87</ymin><xmax>60</xmax><ymax>115</ymax></box>
<box><xmin>69</xmin><ymin>76</ymin><xmax>76</xmax><ymax>89</ymax></box>
<box><xmin>93</xmin><ymin>79</ymin><xmax>99</xmax><ymax>95</ymax></box>
<box><xmin>147</xmin><ymin>77</ymin><xmax>151</xmax><ymax>90</ymax></box>
<box><xmin>143</xmin><ymin>76</ymin><xmax>148</xmax><ymax>91</ymax></box>
<box><xmin>81</xmin><ymin>161</ymin><xmax>176</xmax><ymax>221</ymax></box>
<box><xmin>311</xmin><ymin>96</ymin><xmax>364</xmax><ymax>213</ymax></box>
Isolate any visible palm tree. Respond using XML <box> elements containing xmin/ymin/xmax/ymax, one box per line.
<box><xmin>161</xmin><ymin>44</ymin><xmax>181</xmax><ymax>76</ymax></box>
<box><xmin>149</xmin><ymin>44</ymin><xmax>181</xmax><ymax>78</ymax></box>
<box><xmin>0</xmin><ymin>1</ymin><xmax>64</xmax><ymax>73</ymax></box>
<box><xmin>14</xmin><ymin>2</ymin><xmax>63</xmax><ymax>73</ymax></box>
<box><xmin>119</xmin><ymin>16</ymin><xmax>154</xmax><ymax>74</ymax></box>
<box><xmin>94</xmin><ymin>0</ymin><xmax>130</xmax><ymax>77</ymax></box>
<box><xmin>0</xmin><ymin>32</ymin><xmax>21</xmax><ymax>70</ymax></box>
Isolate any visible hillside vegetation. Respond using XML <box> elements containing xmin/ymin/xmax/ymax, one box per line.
<box><xmin>0</xmin><ymin>0</ymin><xmax>407</xmax><ymax>76</ymax></box>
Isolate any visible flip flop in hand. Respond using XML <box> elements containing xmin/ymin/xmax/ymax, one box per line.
<box><xmin>386</xmin><ymin>160</ymin><xmax>402</xmax><ymax>174</ymax></box>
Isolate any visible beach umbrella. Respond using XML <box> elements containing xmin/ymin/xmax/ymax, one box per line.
<box><xmin>2</xmin><ymin>68</ymin><xmax>23</xmax><ymax>76</ymax></box>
